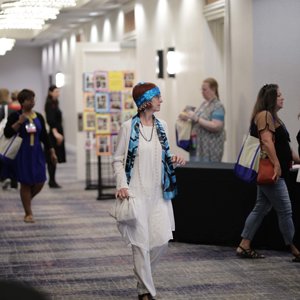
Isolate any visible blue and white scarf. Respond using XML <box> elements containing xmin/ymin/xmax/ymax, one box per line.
<box><xmin>125</xmin><ymin>114</ymin><xmax>177</xmax><ymax>200</ymax></box>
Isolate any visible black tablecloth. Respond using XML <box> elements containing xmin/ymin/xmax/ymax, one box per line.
<box><xmin>172</xmin><ymin>162</ymin><xmax>300</xmax><ymax>250</ymax></box>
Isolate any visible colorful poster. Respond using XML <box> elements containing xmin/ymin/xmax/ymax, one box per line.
<box><xmin>108</xmin><ymin>71</ymin><xmax>123</xmax><ymax>91</ymax></box>
<box><xmin>83</xmin><ymin>72</ymin><xmax>94</xmax><ymax>92</ymax></box>
<box><xmin>96</xmin><ymin>134</ymin><xmax>111</xmax><ymax>156</ymax></box>
<box><xmin>110</xmin><ymin>113</ymin><xmax>122</xmax><ymax>134</ymax></box>
<box><xmin>83</xmin><ymin>92</ymin><xmax>95</xmax><ymax>111</ymax></box>
<box><xmin>82</xmin><ymin>69</ymin><xmax>135</xmax><ymax>155</ymax></box>
<box><xmin>123</xmin><ymin>91</ymin><xmax>135</xmax><ymax>110</ymax></box>
<box><xmin>94</xmin><ymin>71</ymin><xmax>108</xmax><ymax>91</ymax></box>
<box><xmin>83</xmin><ymin>111</ymin><xmax>96</xmax><ymax>131</ymax></box>
<box><xmin>95</xmin><ymin>92</ymin><xmax>109</xmax><ymax>113</ymax></box>
<box><xmin>109</xmin><ymin>92</ymin><xmax>122</xmax><ymax>112</ymax></box>
<box><xmin>123</xmin><ymin>71</ymin><xmax>135</xmax><ymax>89</ymax></box>
<box><xmin>95</xmin><ymin>113</ymin><xmax>110</xmax><ymax>134</ymax></box>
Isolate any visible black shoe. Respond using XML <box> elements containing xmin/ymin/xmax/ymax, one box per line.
<box><xmin>48</xmin><ymin>181</ymin><xmax>62</xmax><ymax>188</ymax></box>
<box><xmin>138</xmin><ymin>293</ymin><xmax>155</xmax><ymax>300</ymax></box>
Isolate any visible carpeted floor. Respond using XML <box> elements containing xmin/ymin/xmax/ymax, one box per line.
<box><xmin>0</xmin><ymin>155</ymin><xmax>300</xmax><ymax>299</ymax></box>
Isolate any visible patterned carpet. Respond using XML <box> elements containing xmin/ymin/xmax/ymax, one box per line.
<box><xmin>1</xmin><ymin>155</ymin><xmax>300</xmax><ymax>299</ymax></box>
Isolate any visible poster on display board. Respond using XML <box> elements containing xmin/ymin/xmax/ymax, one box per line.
<box><xmin>95</xmin><ymin>92</ymin><xmax>109</xmax><ymax>113</ymax></box>
<box><xmin>83</xmin><ymin>111</ymin><xmax>96</xmax><ymax>131</ymax></box>
<box><xmin>83</xmin><ymin>72</ymin><xmax>94</xmax><ymax>92</ymax></box>
<box><xmin>109</xmin><ymin>92</ymin><xmax>122</xmax><ymax>112</ymax></box>
<box><xmin>95</xmin><ymin>114</ymin><xmax>110</xmax><ymax>134</ymax></box>
<box><xmin>83</xmin><ymin>92</ymin><xmax>95</xmax><ymax>111</ymax></box>
<box><xmin>94</xmin><ymin>71</ymin><xmax>109</xmax><ymax>92</ymax></box>
<box><xmin>123</xmin><ymin>91</ymin><xmax>135</xmax><ymax>110</ymax></box>
<box><xmin>123</xmin><ymin>71</ymin><xmax>135</xmax><ymax>89</ymax></box>
<box><xmin>108</xmin><ymin>71</ymin><xmax>123</xmax><ymax>91</ymax></box>
<box><xmin>82</xmin><ymin>70</ymin><xmax>136</xmax><ymax>156</ymax></box>
<box><xmin>96</xmin><ymin>134</ymin><xmax>111</xmax><ymax>156</ymax></box>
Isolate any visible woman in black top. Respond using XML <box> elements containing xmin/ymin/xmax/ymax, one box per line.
<box><xmin>236</xmin><ymin>84</ymin><xmax>300</xmax><ymax>262</ymax></box>
<box><xmin>45</xmin><ymin>85</ymin><xmax>66</xmax><ymax>188</ymax></box>
<box><xmin>4</xmin><ymin>89</ymin><xmax>57</xmax><ymax>222</ymax></box>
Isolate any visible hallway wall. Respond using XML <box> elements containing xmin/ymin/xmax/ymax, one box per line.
<box><xmin>228</xmin><ymin>0</ymin><xmax>254</xmax><ymax>157</ymax></box>
<box><xmin>134</xmin><ymin>0</ymin><xmax>206</xmax><ymax>160</ymax></box>
<box><xmin>253</xmin><ymin>0</ymin><xmax>300</xmax><ymax>151</ymax></box>
<box><xmin>0</xmin><ymin>47</ymin><xmax>43</xmax><ymax>111</ymax></box>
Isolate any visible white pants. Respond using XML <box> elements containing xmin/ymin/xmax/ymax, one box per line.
<box><xmin>132</xmin><ymin>243</ymin><xmax>168</xmax><ymax>297</ymax></box>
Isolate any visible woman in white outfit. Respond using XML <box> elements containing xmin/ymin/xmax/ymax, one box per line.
<box><xmin>113</xmin><ymin>82</ymin><xmax>185</xmax><ymax>300</ymax></box>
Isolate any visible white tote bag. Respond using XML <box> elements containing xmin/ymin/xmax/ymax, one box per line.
<box><xmin>175</xmin><ymin>119</ymin><xmax>192</xmax><ymax>151</ymax></box>
<box><xmin>0</xmin><ymin>129</ymin><xmax>23</xmax><ymax>160</ymax></box>
<box><xmin>234</xmin><ymin>133</ymin><xmax>260</xmax><ymax>183</ymax></box>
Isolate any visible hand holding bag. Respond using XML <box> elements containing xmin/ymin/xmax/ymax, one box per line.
<box><xmin>0</xmin><ymin>129</ymin><xmax>22</xmax><ymax>161</ymax></box>
<box><xmin>109</xmin><ymin>196</ymin><xmax>137</xmax><ymax>226</ymax></box>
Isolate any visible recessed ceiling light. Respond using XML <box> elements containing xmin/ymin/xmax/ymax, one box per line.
<box><xmin>89</xmin><ymin>12</ymin><xmax>100</xmax><ymax>17</ymax></box>
<box><xmin>78</xmin><ymin>18</ymin><xmax>90</xmax><ymax>23</ymax></box>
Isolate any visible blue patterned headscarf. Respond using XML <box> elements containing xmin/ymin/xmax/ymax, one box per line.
<box><xmin>133</xmin><ymin>82</ymin><xmax>161</xmax><ymax>109</ymax></box>
<box><xmin>125</xmin><ymin>114</ymin><xmax>177</xmax><ymax>200</ymax></box>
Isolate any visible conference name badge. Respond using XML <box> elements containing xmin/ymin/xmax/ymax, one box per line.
<box><xmin>25</xmin><ymin>123</ymin><xmax>37</xmax><ymax>133</ymax></box>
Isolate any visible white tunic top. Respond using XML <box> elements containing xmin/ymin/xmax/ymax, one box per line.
<box><xmin>112</xmin><ymin>118</ymin><xmax>175</xmax><ymax>251</ymax></box>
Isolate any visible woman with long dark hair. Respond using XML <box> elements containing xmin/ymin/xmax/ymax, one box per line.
<box><xmin>236</xmin><ymin>84</ymin><xmax>300</xmax><ymax>262</ymax></box>
<box><xmin>45</xmin><ymin>85</ymin><xmax>66</xmax><ymax>188</ymax></box>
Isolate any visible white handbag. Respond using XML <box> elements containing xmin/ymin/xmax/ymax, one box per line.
<box><xmin>109</xmin><ymin>196</ymin><xmax>137</xmax><ymax>226</ymax></box>
<box><xmin>0</xmin><ymin>129</ymin><xmax>23</xmax><ymax>160</ymax></box>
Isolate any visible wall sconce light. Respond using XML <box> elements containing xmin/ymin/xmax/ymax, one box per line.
<box><xmin>55</xmin><ymin>72</ymin><xmax>65</xmax><ymax>88</ymax></box>
<box><xmin>156</xmin><ymin>50</ymin><xmax>164</xmax><ymax>79</ymax></box>
<box><xmin>167</xmin><ymin>47</ymin><xmax>176</xmax><ymax>78</ymax></box>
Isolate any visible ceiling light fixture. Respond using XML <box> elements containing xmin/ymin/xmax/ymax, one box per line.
<box><xmin>0</xmin><ymin>38</ymin><xmax>15</xmax><ymax>55</ymax></box>
<box><xmin>0</xmin><ymin>17</ymin><xmax>45</xmax><ymax>30</ymax></box>
<box><xmin>0</xmin><ymin>0</ymin><xmax>76</xmax><ymax>30</ymax></box>
<box><xmin>89</xmin><ymin>12</ymin><xmax>100</xmax><ymax>17</ymax></box>
<box><xmin>6</xmin><ymin>0</ymin><xmax>76</xmax><ymax>9</ymax></box>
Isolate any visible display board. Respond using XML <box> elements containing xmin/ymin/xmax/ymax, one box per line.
<box><xmin>82</xmin><ymin>70</ymin><xmax>136</xmax><ymax>156</ymax></box>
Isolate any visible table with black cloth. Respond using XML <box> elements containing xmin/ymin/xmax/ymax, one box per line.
<box><xmin>172</xmin><ymin>162</ymin><xmax>300</xmax><ymax>250</ymax></box>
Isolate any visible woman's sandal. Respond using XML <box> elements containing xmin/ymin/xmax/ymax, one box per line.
<box><xmin>24</xmin><ymin>215</ymin><xmax>35</xmax><ymax>223</ymax></box>
<box><xmin>138</xmin><ymin>293</ymin><xmax>155</xmax><ymax>300</ymax></box>
<box><xmin>236</xmin><ymin>245</ymin><xmax>265</xmax><ymax>259</ymax></box>
<box><xmin>292</xmin><ymin>253</ymin><xmax>300</xmax><ymax>263</ymax></box>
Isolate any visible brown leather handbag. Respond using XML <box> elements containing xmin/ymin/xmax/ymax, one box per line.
<box><xmin>257</xmin><ymin>157</ymin><xmax>275</xmax><ymax>185</ymax></box>
<box><xmin>256</xmin><ymin>111</ymin><xmax>276</xmax><ymax>185</ymax></box>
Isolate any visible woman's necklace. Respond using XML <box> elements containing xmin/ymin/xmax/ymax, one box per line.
<box><xmin>139</xmin><ymin>122</ymin><xmax>155</xmax><ymax>142</ymax></box>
